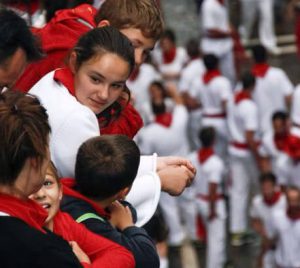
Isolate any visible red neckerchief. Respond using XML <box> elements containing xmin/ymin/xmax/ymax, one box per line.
<box><xmin>203</xmin><ymin>69</ymin><xmax>221</xmax><ymax>84</ymax></box>
<box><xmin>284</xmin><ymin>135</ymin><xmax>300</xmax><ymax>160</ymax></box>
<box><xmin>128</xmin><ymin>67</ymin><xmax>140</xmax><ymax>81</ymax></box>
<box><xmin>263</xmin><ymin>191</ymin><xmax>281</xmax><ymax>206</ymax></box>
<box><xmin>287</xmin><ymin>207</ymin><xmax>300</xmax><ymax>221</ymax></box>
<box><xmin>61</xmin><ymin>178</ymin><xmax>110</xmax><ymax>219</ymax></box>
<box><xmin>8</xmin><ymin>0</ymin><xmax>39</xmax><ymax>14</ymax></box>
<box><xmin>198</xmin><ymin>148</ymin><xmax>214</xmax><ymax>164</ymax></box>
<box><xmin>0</xmin><ymin>193</ymin><xmax>47</xmax><ymax>233</ymax></box>
<box><xmin>155</xmin><ymin>112</ymin><xmax>173</xmax><ymax>127</ymax></box>
<box><xmin>274</xmin><ymin>132</ymin><xmax>289</xmax><ymax>151</ymax></box>
<box><xmin>163</xmin><ymin>47</ymin><xmax>176</xmax><ymax>64</ymax></box>
<box><xmin>54</xmin><ymin>68</ymin><xmax>76</xmax><ymax>96</ymax></box>
<box><xmin>251</xmin><ymin>63</ymin><xmax>270</xmax><ymax>78</ymax></box>
<box><xmin>234</xmin><ymin>90</ymin><xmax>251</xmax><ymax>104</ymax></box>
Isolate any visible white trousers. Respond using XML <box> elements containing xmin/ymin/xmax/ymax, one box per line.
<box><xmin>239</xmin><ymin>0</ymin><xmax>276</xmax><ymax>51</ymax></box>
<box><xmin>197</xmin><ymin>198</ymin><xmax>226</xmax><ymax>268</ymax></box>
<box><xmin>229</xmin><ymin>155</ymin><xmax>259</xmax><ymax>233</ymax></box>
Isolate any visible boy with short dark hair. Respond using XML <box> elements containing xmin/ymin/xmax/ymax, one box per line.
<box><xmin>61</xmin><ymin>135</ymin><xmax>160</xmax><ymax>268</ymax></box>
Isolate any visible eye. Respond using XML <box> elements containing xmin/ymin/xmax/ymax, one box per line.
<box><xmin>111</xmin><ymin>84</ymin><xmax>124</xmax><ymax>90</ymax></box>
<box><xmin>90</xmin><ymin>76</ymin><xmax>101</xmax><ymax>84</ymax></box>
<box><xmin>43</xmin><ymin>180</ymin><xmax>53</xmax><ymax>187</ymax></box>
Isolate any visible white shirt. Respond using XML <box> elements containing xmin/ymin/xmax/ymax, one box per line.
<box><xmin>269</xmin><ymin>210</ymin><xmax>300</xmax><ymax>267</ymax></box>
<box><xmin>201</xmin><ymin>0</ymin><xmax>233</xmax><ymax>56</ymax></box>
<box><xmin>126</xmin><ymin>63</ymin><xmax>161</xmax><ymax>112</ymax></box>
<box><xmin>137</xmin><ymin>105</ymin><xmax>189</xmax><ymax>157</ymax></box>
<box><xmin>29</xmin><ymin>71</ymin><xmax>161</xmax><ymax>226</ymax></box>
<box><xmin>227</xmin><ymin>97</ymin><xmax>259</xmax><ymax>157</ymax></box>
<box><xmin>291</xmin><ymin>84</ymin><xmax>300</xmax><ymax>125</ymax></box>
<box><xmin>190</xmin><ymin>75</ymin><xmax>232</xmax><ymax>116</ymax></box>
<box><xmin>250</xmin><ymin>193</ymin><xmax>286</xmax><ymax>237</ymax></box>
<box><xmin>253</xmin><ymin>67</ymin><xmax>293</xmax><ymax>134</ymax></box>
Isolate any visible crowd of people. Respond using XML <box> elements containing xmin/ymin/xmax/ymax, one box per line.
<box><xmin>0</xmin><ymin>0</ymin><xmax>300</xmax><ymax>268</ymax></box>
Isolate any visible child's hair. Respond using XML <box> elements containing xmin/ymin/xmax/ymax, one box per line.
<box><xmin>0</xmin><ymin>8</ymin><xmax>42</xmax><ymax>64</ymax></box>
<box><xmin>241</xmin><ymin>71</ymin><xmax>255</xmax><ymax>90</ymax></box>
<box><xmin>75</xmin><ymin>135</ymin><xmax>140</xmax><ymax>200</ymax></box>
<box><xmin>149</xmin><ymin>81</ymin><xmax>167</xmax><ymax>115</ymax></box>
<box><xmin>199</xmin><ymin>127</ymin><xmax>216</xmax><ymax>148</ymax></box>
<box><xmin>73</xmin><ymin>26</ymin><xmax>135</xmax><ymax>125</ymax></box>
<box><xmin>272</xmin><ymin>110</ymin><xmax>288</xmax><ymax>122</ymax></box>
<box><xmin>0</xmin><ymin>90</ymin><xmax>50</xmax><ymax>185</ymax></box>
<box><xmin>161</xmin><ymin>29</ymin><xmax>176</xmax><ymax>44</ymax></box>
<box><xmin>251</xmin><ymin>44</ymin><xmax>267</xmax><ymax>63</ymax></box>
<box><xmin>186</xmin><ymin>38</ymin><xmax>200</xmax><ymax>59</ymax></box>
<box><xmin>47</xmin><ymin>161</ymin><xmax>60</xmax><ymax>184</ymax></box>
<box><xmin>203</xmin><ymin>54</ymin><xmax>219</xmax><ymax>71</ymax></box>
<box><xmin>95</xmin><ymin>0</ymin><xmax>164</xmax><ymax>41</ymax></box>
<box><xmin>259</xmin><ymin>172</ymin><xmax>277</xmax><ymax>185</ymax></box>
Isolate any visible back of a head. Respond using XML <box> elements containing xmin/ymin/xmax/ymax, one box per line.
<box><xmin>252</xmin><ymin>45</ymin><xmax>267</xmax><ymax>63</ymax></box>
<box><xmin>0</xmin><ymin>8</ymin><xmax>42</xmax><ymax>64</ymax></box>
<box><xmin>199</xmin><ymin>127</ymin><xmax>215</xmax><ymax>148</ymax></box>
<box><xmin>272</xmin><ymin>110</ymin><xmax>288</xmax><ymax>122</ymax></box>
<box><xmin>186</xmin><ymin>38</ymin><xmax>200</xmax><ymax>59</ymax></box>
<box><xmin>259</xmin><ymin>172</ymin><xmax>277</xmax><ymax>185</ymax></box>
<box><xmin>161</xmin><ymin>29</ymin><xmax>176</xmax><ymax>44</ymax></box>
<box><xmin>95</xmin><ymin>0</ymin><xmax>164</xmax><ymax>41</ymax></box>
<box><xmin>74</xmin><ymin>26</ymin><xmax>135</xmax><ymax>73</ymax></box>
<box><xmin>0</xmin><ymin>90</ymin><xmax>50</xmax><ymax>185</ymax></box>
<box><xmin>203</xmin><ymin>54</ymin><xmax>218</xmax><ymax>71</ymax></box>
<box><xmin>75</xmin><ymin>135</ymin><xmax>140</xmax><ymax>200</ymax></box>
<box><xmin>241</xmin><ymin>71</ymin><xmax>255</xmax><ymax>90</ymax></box>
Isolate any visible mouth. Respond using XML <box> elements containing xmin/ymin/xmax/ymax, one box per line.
<box><xmin>39</xmin><ymin>202</ymin><xmax>51</xmax><ymax>210</ymax></box>
<box><xmin>90</xmin><ymin>98</ymin><xmax>107</xmax><ymax>107</ymax></box>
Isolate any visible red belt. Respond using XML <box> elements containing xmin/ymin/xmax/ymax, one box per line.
<box><xmin>203</xmin><ymin>112</ymin><xmax>226</xmax><ymax>118</ymax></box>
<box><xmin>197</xmin><ymin>193</ymin><xmax>224</xmax><ymax>201</ymax></box>
<box><xmin>230</xmin><ymin>141</ymin><xmax>249</xmax><ymax>150</ymax></box>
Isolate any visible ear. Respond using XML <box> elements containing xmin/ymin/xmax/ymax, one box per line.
<box><xmin>97</xmin><ymin>19</ymin><xmax>110</xmax><ymax>28</ymax></box>
<box><xmin>69</xmin><ymin>51</ymin><xmax>77</xmax><ymax>74</ymax></box>
<box><xmin>58</xmin><ymin>187</ymin><xmax>63</xmax><ymax>201</ymax></box>
<box><xmin>116</xmin><ymin>187</ymin><xmax>131</xmax><ymax>200</ymax></box>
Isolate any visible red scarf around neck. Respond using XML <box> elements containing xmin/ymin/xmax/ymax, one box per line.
<box><xmin>263</xmin><ymin>191</ymin><xmax>281</xmax><ymax>206</ymax></box>
<box><xmin>251</xmin><ymin>63</ymin><xmax>270</xmax><ymax>78</ymax></box>
<box><xmin>284</xmin><ymin>135</ymin><xmax>300</xmax><ymax>160</ymax></box>
<box><xmin>203</xmin><ymin>70</ymin><xmax>221</xmax><ymax>84</ymax></box>
<box><xmin>163</xmin><ymin>47</ymin><xmax>177</xmax><ymax>64</ymax></box>
<box><xmin>54</xmin><ymin>68</ymin><xmax>76</xmax><ymax>96</ymax></box>
<box><xmin>155</xmin><ymin>112</ymin><xmax>173</xmax><ymax>127</ymax></box>
<box><xmin>234</xmin><ymin>90</ymin><xmax>251</xmax><ymax>104</ymax></box>
<box><xmin>0</xmin><ymin>193</ymin><xmax>47</xmax><ymax>233</ymax></box>
<box><xmin>287</xmin><ymin>207</ymin><xmax>300</xmax><ymax>221</ymax></box>
<box><xmin>274</xmin><ymin>133</ymin><xmax>289</xmax><ymax>151</ymax></box>
<box><xmin>61</xmin><ymin>178</ymin><xmax>110</xmax><ymax>219</ymax></box>
<box><xmin>198</xmin><ymin>148</ymin><xmax>214</xmax><ymax>164</ymax></box>
<box><xmin>128</xmin><ymin>67</ymin><xmax>140</xmax><ymax>82</ymax></box>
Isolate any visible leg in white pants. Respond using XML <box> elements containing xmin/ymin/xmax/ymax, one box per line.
<box><xmin>159</xmin><ymin>192</ymin><xmax>185</xmax><ymax>246</ymax></box>
<box><xmin>229</xmin><ymin>155</ymin><xmax>258</xmax><ymax>233</ymax></box>
<box><xmin>258</xmin><ymin>0</ymin><xmax>277</xmax><ymax>52</ymax></box>
<box><xmin>219</xmin><ymin>50</ymin><xmax>236</xmax><ymax>86</ymax></box>
<box><xmin>263</xmin><ymin>250</ymin><xmax>276</xmax><ymax>268</ymax></box>
<box><xmin>239</xmin><ymin>0</ymin><xmax>258</xmax><ymax>42</ymax></box>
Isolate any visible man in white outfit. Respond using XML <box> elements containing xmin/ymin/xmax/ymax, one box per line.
<box><xmin>200</xmin><ymin>0</ymin><xmax>236</xmax><ymax>84</ymax></box>
<box><xmin>188</xmin><ymin>127</ymin><xmax>226</xmax><ymax>268</ymax></box>
<box><xmin>227</xmin><ymin>72</ymin><xmax>260</xmax><ymax>246</ymax></box>
<box><xmin>239</xmin><ymin>0</ymin><xmax>279</xmax><ymax>54</ymax></box>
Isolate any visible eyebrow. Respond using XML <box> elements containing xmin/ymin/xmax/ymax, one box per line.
<box><xmin>90</xmin><ymin>71</ymin><xmax>127</xmax><ymax>84</ymax></box>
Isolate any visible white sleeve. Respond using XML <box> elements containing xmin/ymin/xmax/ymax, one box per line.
<box><xmin>249</xmin><ymin>197</ymin><xmax>260</xmax><ymax>218</ymax></box>
<box><xmin>189</xmin><ymin>78</ymin><xmax>201</xmax><ymax>98</ymax></box>
<box><xmin>178</xmin><ymin>68</ymin><xmax>190</xmax><ymax>92</ymax></box>
<box><xmin>207</xmin><ymin>159</ymin><xmax>224</xmax><ymax>184</ymax></box>
<box><xmin>279</xmin><ymin>71</ymin><xmax>294</xmax><ymax>96</ymax></box>
<box><xmin>258</xmin><ymin>136</ymin><xmax>271</xmax><ymax>157</ymax></box>
<box><xmin>242</xmin><ymin>102</ymin><xmax>258</xmax><ymax>131</ymax></box>
<box><xmin>219</xmin><ymin>79</ymin><xmax>232</xmax><ymax>101</ymax></box>
<box><xmin>275</xmin><ymin>153</ymin><xmax>290</xmax><ymax>186</ymax></box>
<box><xmin>170</xmin><ymin>105</ymin><xmax>189</xmax><ymax>131</ymax></box>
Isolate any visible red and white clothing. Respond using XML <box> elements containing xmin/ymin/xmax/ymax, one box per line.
<box><xmin>190</xmin><ymin>70</ymin><xmax>232</xmax><ymax>157</ymax></box>
<box><xmin>252</xmin><ymin>63</ymin><xmax>294</xmax><ymax>134</ymax></box>
<box><xmin>126</xmin><ymin>63</ymin><xmax>161</xmax><ymax>114</ymax></box>
<box><xmin>29</xmin><ymin>70</ymin><xmax>160</xmax><ymax>227</ymax></box>
<box><xmin>200</xmin><ymin>0</ymin><xmax>235</xmax><ymax>83</ymax></box>
<box><xmin>54</xmin><ymin>211</ymin><xmax>135</xmax><ymax>268</ymax></box>
<box><xmin>291</xmin><ymin>84</ymin><xmax>300</xmax><ymax>126</ymax></box>
<box><xmin>151</xmin><ymin>46</ymin><xmax>188</xmax><ymax>84</ymax></box>
<box><xmin>250</xmin><ymin>192</ymin><xmax>286</xmax><ymax>268</ymax></box>
<box><xmin>178</xmin><ymin>57</ymin><xmax>206</xmax><ymax>150</ymax></box>
<box><xmin>137</xmin><ymin>104</ymin><xmax>194</xmax><ymax>245</ymax></box>
<box><xmin>227</xmin><ymin>91</ymin><xmax>259</xmax><ymax>233</ymax></box>
<box><xmin>269</xmin><ymin>209</ymin><xmax>300</xmax><ymax>267</ymax></box>
<box><xmin>187</xmin><ymin>149</ymin><xmax>226</xmax><ymax>268</ymax></box>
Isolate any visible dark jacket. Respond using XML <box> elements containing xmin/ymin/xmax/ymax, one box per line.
<box><xmin>61</xmin><ymin>195</ymin><xmax>160</xmax><ymax>268</ymax></box>
<box><xmin>0</xmin><ymin>216</ymin><xmax>82</xmax><ymax>268</ymax></box>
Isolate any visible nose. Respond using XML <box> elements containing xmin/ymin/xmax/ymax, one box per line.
<box><xmin>97</xmin><ymin>85</ymin><xmax>109</xmax><ymax>101</ymax></box>
<box><xmin>32</xmin><ymin>188</ymin><xmax>46</xmax><ymax>200</ymax></box>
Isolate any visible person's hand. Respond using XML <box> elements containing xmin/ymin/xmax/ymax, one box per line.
<box><xmin>157</xmin><ymin>156</ymin><xmax>196</xmax><ymax>174</ymax></box>
<box><xmin>158</xmin><ymin>165</ymin><xmax>195</xmax><ymax>196</ymax></box>
<box><xmin>69</xmin><ymin>241</ymin><xmax>91</xmax><ymax>264</ymax></box>
<box><xmin>108</xmin><ymin>200</ymin><xmax>134</xmax><ymax>231</ymax></box>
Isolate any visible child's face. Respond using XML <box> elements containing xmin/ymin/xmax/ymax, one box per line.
<box><xmin>74</xmin><ymin>53</ymin><xmax>130</xmax><ymax>114</ymax></box>
<box><xmin>29</xmin><ymin>170</ymin><xmax>62</xmax><ymax>227</ymax></box>
<box><xmin>119</xmin><ymin>28</ymin><xmax>156</xmax><ymax>67</ymax></box>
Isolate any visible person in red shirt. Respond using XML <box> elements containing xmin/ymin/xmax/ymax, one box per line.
<box><xmin>30</xmin><ymin>161</ymin><xmax>136</xmax><ymax>268</ymax></box>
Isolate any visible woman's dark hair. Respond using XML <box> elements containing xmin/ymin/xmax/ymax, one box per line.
<box><xmin>73</xmin><ymin>26</ymin><xmax>135</xmax><ymax>126</ymax></box>
<box><xmin>0</xmin><ymin>8</ymin><xmax>42</xmax><ymax>64</ymax></box>
<box><xmin>0</xmin><ymin>90</ymin><xmax>51</xmax><ymax>185</ymax></box>
<box><xmin>150</xmin><ymin>81</ymin><xmax>167</xmax><ymax>115</ymax></box>
<box><xmin>75</xmin><ymin>135</ymin><xmax>140</xmax><ymax>200</ymax></box>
